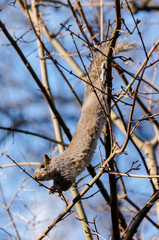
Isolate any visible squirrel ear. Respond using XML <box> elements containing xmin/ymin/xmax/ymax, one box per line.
<box><xmin>44</xmin><ymin>154</ymin><xmax>51</xmax><ymax>164</ymax></box>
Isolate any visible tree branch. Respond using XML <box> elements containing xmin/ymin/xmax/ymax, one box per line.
<box><xmin>124</xmin><ymin>191</ymin><xmax>159</xmax><ymax>240</ymax></box>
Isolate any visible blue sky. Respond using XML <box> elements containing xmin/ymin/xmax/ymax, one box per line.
<box><xmin>0</xmin><ymin>1</ymin><xmax>159</xmax><ymax>239</ymax></box>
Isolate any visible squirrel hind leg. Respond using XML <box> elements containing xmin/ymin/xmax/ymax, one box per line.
<box><xmin>100</xmin><ymin>62</ymin><xmax>107</xmax><ymax>87</ymax></box>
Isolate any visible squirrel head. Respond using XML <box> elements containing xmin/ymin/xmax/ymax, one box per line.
<box><xmin>34</xmin><ymin>154</ymin><xmax>74</xmax><ymax>192</ymax></box>
<box><xmin>33</xmin><ymin>154</ymin><xmax>53</xmax><ymax>181</ymax></box>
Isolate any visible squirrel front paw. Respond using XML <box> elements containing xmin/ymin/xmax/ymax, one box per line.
<box><xmin>48</xmin><ymin>185</ymin><xmax>62</xmax><ymax>196</ymax></box>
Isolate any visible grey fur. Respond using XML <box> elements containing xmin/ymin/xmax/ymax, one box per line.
<box><xmin>33</xmin><ymin>42</ymin><xmax>134</xmax><ymax>193</ymax></box>
<box><xmin>34</xmin><ymin>79</ymin><xmax>105</xmax><ymax>192</ymax></box>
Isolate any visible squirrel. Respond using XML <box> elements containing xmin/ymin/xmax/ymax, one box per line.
<box><xmin>33</xmin><ymin>41</ymin><xmax>134</xmax><ymax>194</ymax></box>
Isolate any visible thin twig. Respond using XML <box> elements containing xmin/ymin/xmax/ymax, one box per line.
<box><xmin>0</xmin><ymin>126</ymin><xmax>68</xmax><ymax>146</ymax></box>
<box><xmin>67</xmin><ymin>0</ymin><xmax>90</xmax><ymax>44</ymax></box>
<box><xmin>77</xmin><ymin>1</ymin><xmax>99</xmax><ymax>43</ymax></box>
<box><xmin>0</xmin><ymin>183</ymin><xmax>21</xmax><ymax>240</ymax></box>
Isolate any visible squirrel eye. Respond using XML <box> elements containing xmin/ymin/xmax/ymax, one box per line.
<box><xmin>40</xmin><ymin>164</ymin><xmax>45</xmax><ymax>169</ymax></box>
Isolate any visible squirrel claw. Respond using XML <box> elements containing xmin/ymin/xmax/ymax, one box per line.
<box><xmin>48</xmin><ymin>186</ymin><xmax>62</xmax><ymax>196</ymax></box>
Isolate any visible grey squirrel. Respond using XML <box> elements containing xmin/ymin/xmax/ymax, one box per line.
<box><xmin>33</xmin><ymin>42</ymin><xmax>134</xmax><ymax>193</ymax></box>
